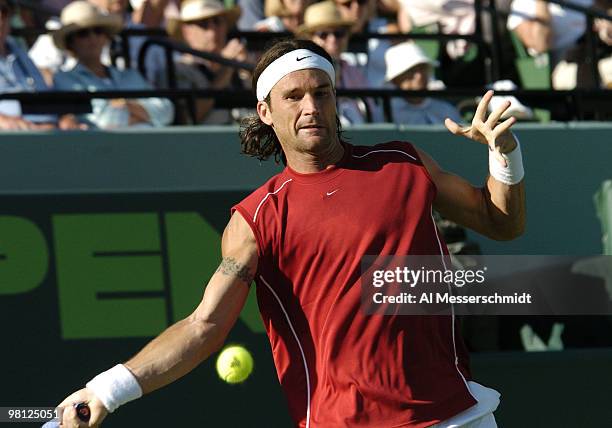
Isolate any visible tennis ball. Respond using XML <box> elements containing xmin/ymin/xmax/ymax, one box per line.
<box><xmin>216</xmin><ymin>345</ymin><xmax>254</xmax><ymax>384</ymax></box>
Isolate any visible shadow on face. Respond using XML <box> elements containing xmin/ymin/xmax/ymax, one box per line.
<box><xmin>182</xmin><ymin>15</ymin><xmax>228</xmax><ymax>53</ymax></box>
<box><xmin>310</xmin><ymin>26</ymin><xmax>350</xmax><ymax>60</ymax></box>
<box><xmin>66</xmin><ymin>26</ymin><xmax>111</xmax><ymax>63</ymax></box>
<box><xmin>259</xmin><ymin>69</ymin><xmax>338</xmax><ymax>153</ymax></box>
<box><xmin>392</xmin><ymin>63</ymin><xmax>432</xmax><ymax>91</ymax></box>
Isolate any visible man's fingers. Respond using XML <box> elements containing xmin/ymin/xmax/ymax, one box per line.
<box><xmin>444</xmin><ymin>117</ymin><xmax>466</xmax><ymax>135</ymax></box>
<box><xmin>474</xmin><ymin>90</ymin><xmax>494</xmax><ymax>123</ymax></box>
<box><xmin>494</xmin><ymin>116</ymin><xmax>517</xmax><ymax>136</ymax></box>
<box><xmin>486</xmin><ymin>99</ymin><xmax>510</xmax><ymax>127</ymax></box>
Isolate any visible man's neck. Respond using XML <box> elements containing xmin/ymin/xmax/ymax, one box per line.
<box><xmin>404</xmin><ymin>96</ymin><xmax>425</xmax><ymax>106</ymax></box>
<box><xmin>81</xmin><ymin>59</ymin><xmax>107</xmax><ymax>78</ymax></box>
<box><xmin>285</xmin><ymin>139</ymin><xmax>345</xmax><ymax>174</ymax></box>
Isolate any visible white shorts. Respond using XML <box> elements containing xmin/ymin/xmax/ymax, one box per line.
<box><xmin>430</xmin><ymin>381</ymin><xmax>500</xmax><ymax>428</ymax></box>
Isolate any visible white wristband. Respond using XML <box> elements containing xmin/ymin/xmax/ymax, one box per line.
<box><xmin>86</xmin><ymin>364</ymin><xmax>143</xmax><ymax>413</ymax></box>
<box><xmin>489</xmin><ymin>139</ymin><xmax>524</xmax><ymax>185</ymax></box>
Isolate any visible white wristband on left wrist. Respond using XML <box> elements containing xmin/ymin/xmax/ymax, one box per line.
<box><xmin>489</xmin><ymin>139</ymin><xmax>525</xmax><ymax>185</ymax></box>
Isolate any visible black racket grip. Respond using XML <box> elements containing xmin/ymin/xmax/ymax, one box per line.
<box><xmin>75</xmin><ymin>402</ymin><xmax>91</xmax><ymax>422</ymax></box>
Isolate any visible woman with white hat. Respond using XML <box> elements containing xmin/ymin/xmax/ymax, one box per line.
<box><xmin>384</xmin><ymin>41</ymin><xmax>462</xmax><ymax>125</ymax></box>
<box><xmin>52</xmin><ymin>1</ymin><xmax>174</xmax><ymax>129</ymax></box>
<box><xmin>171</xmin><ymin>0</ymin><xmax>252</xmax><ymax>124</ymax></box>
<box><xmin>296</xmin><ymin>0</ymin><xmax>382</xmax><ymax>125</ymax></box>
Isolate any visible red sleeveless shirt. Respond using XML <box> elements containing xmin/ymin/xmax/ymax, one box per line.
<box><xmin>232</xmin><ymin>141</ymin><xmax>476</xmax><ymax>427</ymax></box>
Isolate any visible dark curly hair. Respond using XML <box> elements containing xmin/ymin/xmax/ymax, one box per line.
<box><xmin>239</xmin><ymin>38</ymin><xmax>345</xmax><ymax>164</ymax></box>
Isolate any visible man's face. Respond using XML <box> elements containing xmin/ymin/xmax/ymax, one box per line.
<box><xmin>393</xmin><ymin>63</ymin><xmax>431</xmax><ymax>91</ymax></box>
<box><xmin>335</xmin><ymin>0</ymin><xmax>371</xmax><ymax>33</ymax></box>
<box><xmin>311</xmin><ymin>26</ymin><xmax>349</xmax><ymax>60</ymax></box>
<box><xmin>257</xmin><ymin>69</ymin><xmax>338</xmax><ymax>154</ymax></box>
<box><xmin>182</xmin><ymin>15</ymin><xmax>227</xmax><ymax>53</ymax></box>
<box><xmin>67</xmin><ymin>26</ymin><xmax>110</xmax><ymax>62</ymax></box>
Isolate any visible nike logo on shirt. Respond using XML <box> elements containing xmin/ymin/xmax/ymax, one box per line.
<box><xmin>326</xmin><ymin>189</ymin><xmax>339</xmax><ymax>196</ymax></box>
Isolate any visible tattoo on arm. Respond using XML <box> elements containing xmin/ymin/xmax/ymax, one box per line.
<box><xmin>216</xmin><ymin>257</ymin><xmax>254</xmax><ymax>285</ymax></box>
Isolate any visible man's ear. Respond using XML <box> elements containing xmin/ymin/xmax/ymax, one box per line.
<box><xmin>257</xmin><ymin>100</ymin><xmax>273</xmax><ymax>127</ymax></box>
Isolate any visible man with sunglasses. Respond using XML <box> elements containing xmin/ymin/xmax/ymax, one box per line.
<box><xmin>170</xmin><ymin>0</ymin><xmax>252</xmax><ymax>124</ymax></box>
<box><xmin>30</xmin><ymin>0</ymin><xmax>168</xmax><ymax>85</ymax></box>
<box><xmin>52</xmin><ymin>1</ymin><xmax>174</xmax><ymax>129</ymax></box>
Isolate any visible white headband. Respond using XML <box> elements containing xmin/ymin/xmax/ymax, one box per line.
<box><xmin>256</xmin><ymin>49</ymin><xmax>336</xmax><ymax>101</ymax></box>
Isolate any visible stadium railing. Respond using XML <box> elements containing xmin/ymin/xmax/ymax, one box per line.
<box><xmin>2</xmin><ymin>87</ymin><xmax>610</xmax><ymax>122</ymax></box>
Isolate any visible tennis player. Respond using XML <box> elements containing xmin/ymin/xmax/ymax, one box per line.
<box><xmin>57</xmin><ymin>39</ymin><xmax>525</xmax><ymax>427</ymax></box>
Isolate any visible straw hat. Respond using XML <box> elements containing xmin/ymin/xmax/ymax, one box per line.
<box><xmin>384</xmin><ymin>42</ymin><xmax>439</xmax><ymax>82</ymax></box>
<box><xmin>296</xmin><ymin>1</ymin><xmax>352</xmax><ymax>36</ymax></box>
<box><xmin>52</xmin><ymin>1</ymin><xmax>123</xmax><ymax>51</ymax></box>
<box><xmin>180</xmin><ymin>0</ymin><xmax>241</xmax><ymax>28</ymax></box>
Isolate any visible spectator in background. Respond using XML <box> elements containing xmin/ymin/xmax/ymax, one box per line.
<box><xmin>122</xmin><ymin>0</ymin><xmax>177</xmax><ymax>82</ymax></box>
<box><xmin>170</xmin><ymin>0</ymin><xmax>251</xmax><ymax>124</ymax></box>
<box><xmin>508</xmin><ymin>0</ymin><xmax>591</xmax><ymax>65</ymax></box>
<box><xmin>30</xmin><ymin>0</ymin><xmax>169</xmax><ymax>85</ymax></box>
<box><xmin>297</xmin><ymin>1</ymin><xmax>383</xmax><ymax>125</ymax></box>
<box><xmin>335</xmin><ymin>0</ymin><xmax>394</xmax><ymax>88</ymax></box>
<box><xmin>507</xmin><ymin>0</ymin><xmax>612</xmax><ymax>88</ymax></box>
<box><xmin>53</xmin><ymin>1</ymin><xmax>173</xmax><ymax>129</ymax></box>
<box><xmin>237</xmin><ymin>0</ymin><xmax>265</xmax><ymax>29</ymax></box>
<box><xmin>384</xmin><ymin>41</ymin><xmax>462</xmax><ymax>125</ymax></box>
<box><xmin>30</xmin><ymin>0</ymin><xmax>131</xmax><ymax>83</ymax></box>
<box><xmin>0</xmin><ymin>0</ymin><xmax>82</xmax><ymax>130</ymax></box>
<box><xmin>256</xmin><ymin>0</ymin><xmax>312</xmax><ymax>32</ymax></box>
<box><xmin>397</xmin><ymin>0</ymin><xmax>476</xmax><ymax>59</ymax></box>
<box><xmin>397</xmin><ymin>0</ymin><xmax>487</xmax><ymax>87</ymax></box>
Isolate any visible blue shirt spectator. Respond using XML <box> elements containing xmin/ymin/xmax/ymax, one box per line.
<box><xmin>389</xmin><ymin>97</ymin><xmax>462</xmax><ymax>125</ymax></box>
<box><xmin>0</xmin><ymin>36</ymin><xmax>57</xmax><ymax>124</ymax></box>
<box><xmin>385</xmin><ymin>42</ymin><xmax>462</xmax><ymax>125</ymax></box>
<box><xmin>0</xmin><ymin>0</ymin><xmax>82</xmax><ymax>130</ymax></box>
<box><xmin>52</xmin><ymin>1</ymin><xmax>173</xmax><ymax>129</ymax></box>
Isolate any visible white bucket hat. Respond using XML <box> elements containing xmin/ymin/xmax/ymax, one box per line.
<box><xmin>384</xmin><ymin>42</ymin><xmax>439</xmax><ymax>82</ymax></box>
<box><xmin>52</xmin><ymin>1</ymin><xmax>123</xmax><ymax>51</ymax></box>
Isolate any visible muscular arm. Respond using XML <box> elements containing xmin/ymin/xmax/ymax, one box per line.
<box><xmin>125</xmin><ymin>211</ymin><xmax>258</xmax><ymax>393</ymax></box>
<box><xmin>59</xmin><ymin>211</ymin><xmax>258</xmax><ymax>425</ymax></box>
<box><xmin>416</xmin><ymin>145</ymin><xmax>526</xmax><ymax>241</ymax></box>
<box><xmin>415</xmin><ymin>91</ymin><xmax>526</xmax><ymax>241</ymax></box>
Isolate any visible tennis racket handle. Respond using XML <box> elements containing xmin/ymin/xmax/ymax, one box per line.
<box><xmin>75</xmin><ymin>402</ymin><xmax>91</xmax><ymax>422</ymax></box>
<box><xmin>40</xmin><ymin>403</ymin><xmax>90</xmax><ymax>428</ymax></box>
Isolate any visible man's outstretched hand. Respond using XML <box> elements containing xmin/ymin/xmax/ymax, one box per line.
<box><xmin>445</xmin><ymin>90</ymin><xmax>518</xmax><ymax>167</ymax></box>
<box><xmin>57</xmin><ymin>388</ymin><xmax>107</xmax><ymax>427</ymax></box>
